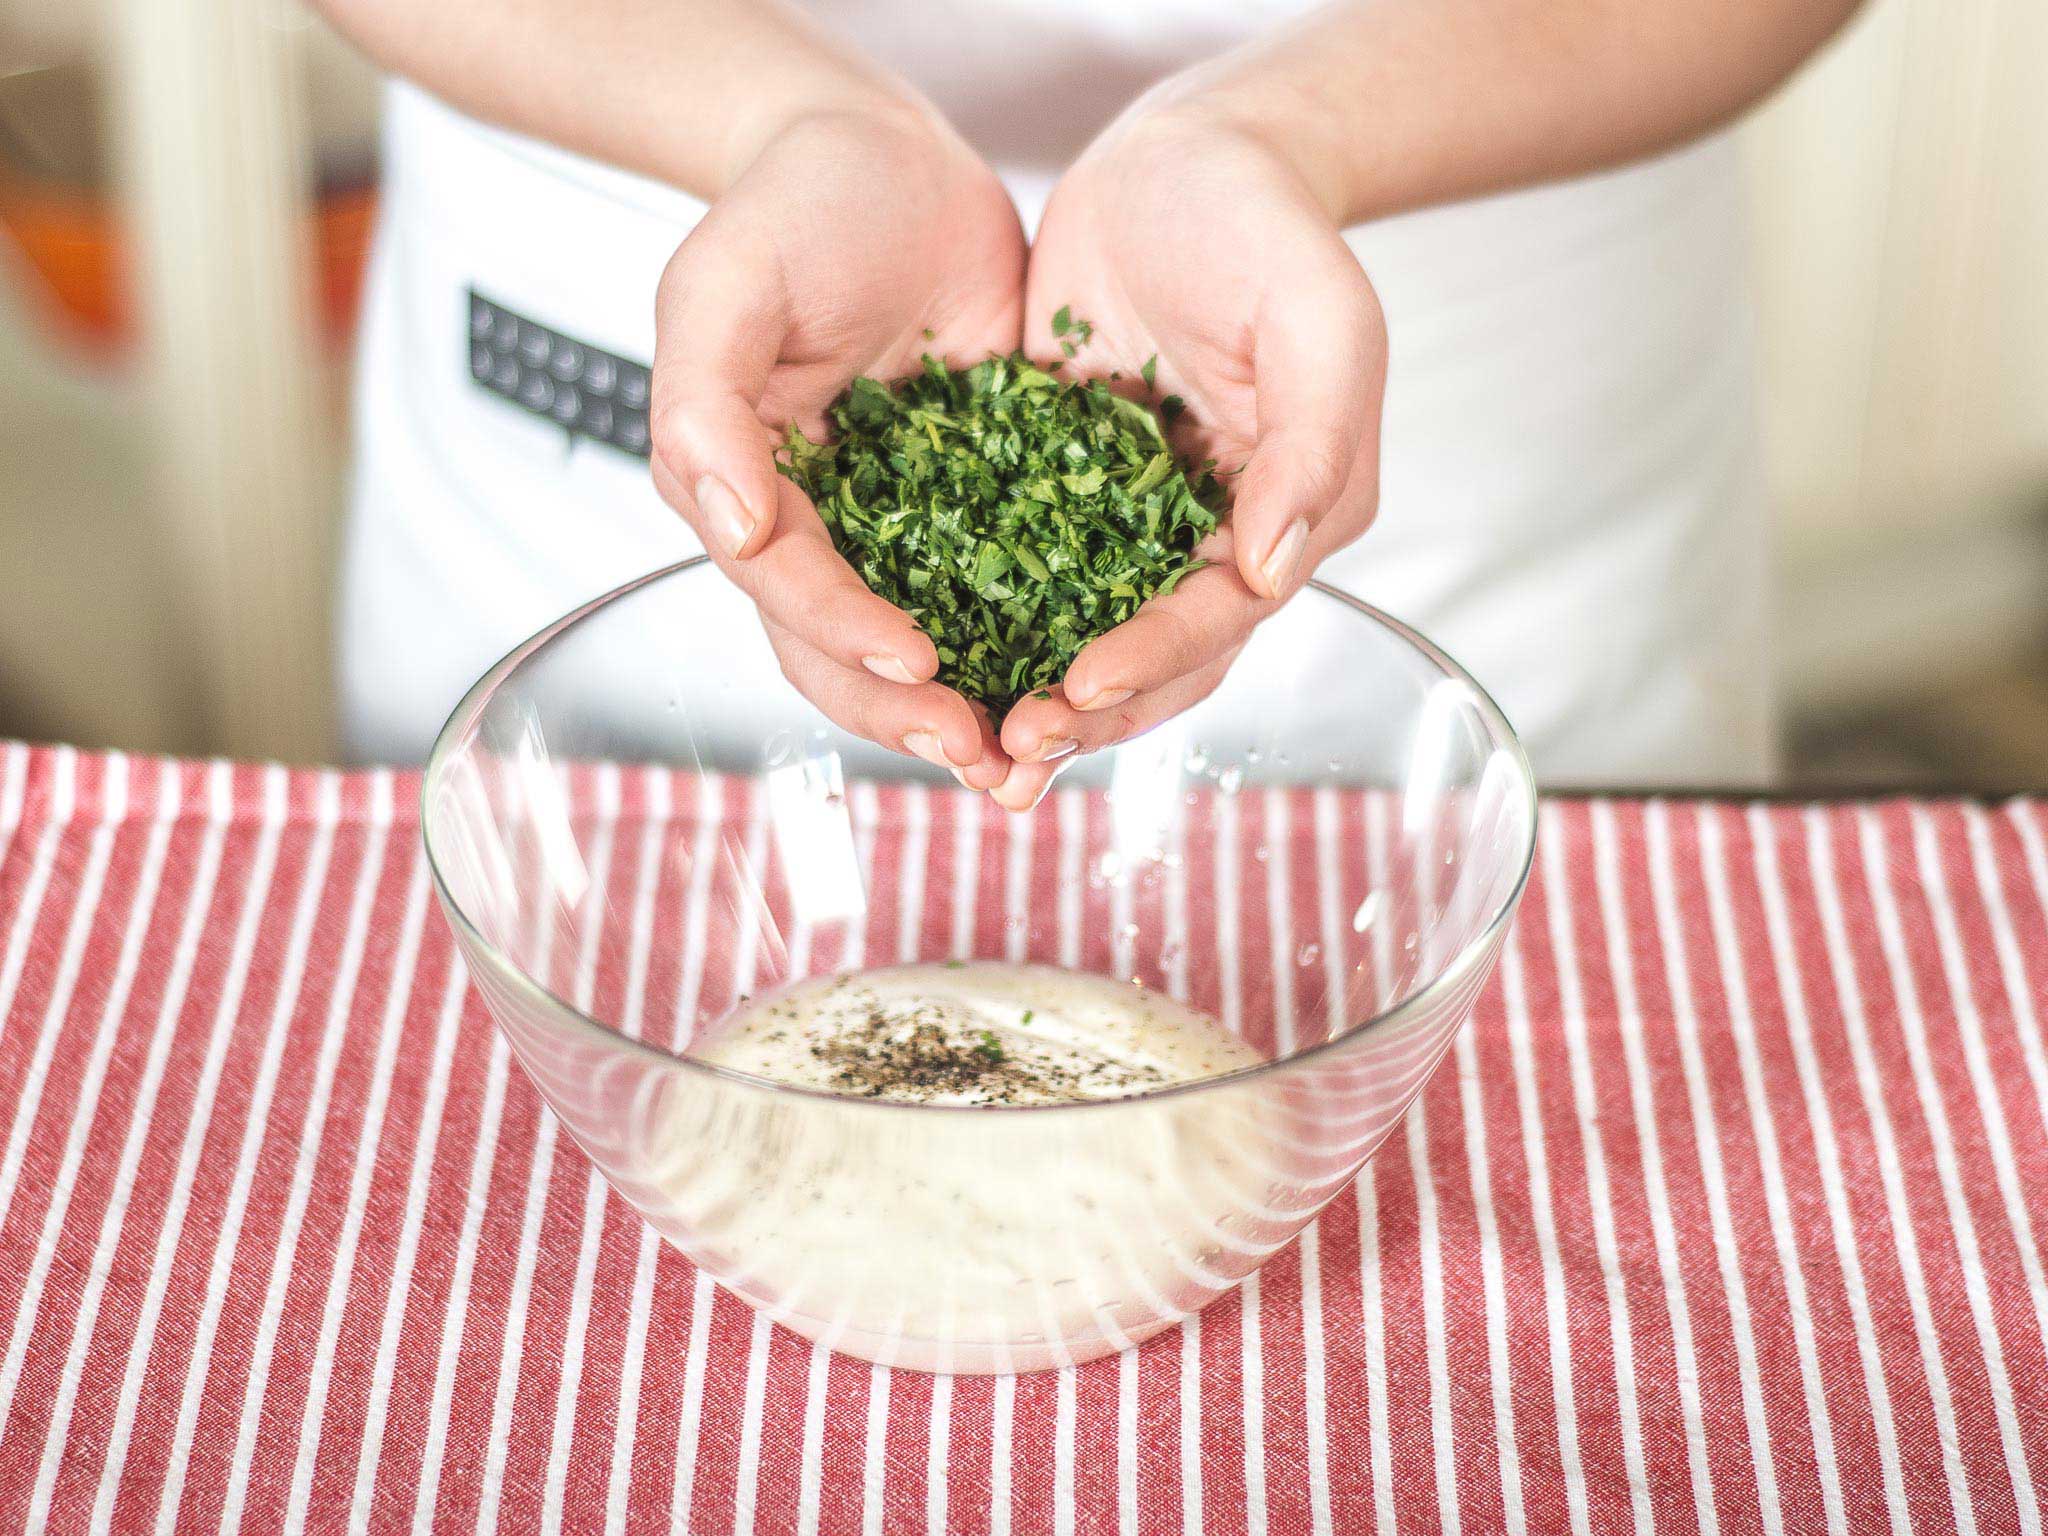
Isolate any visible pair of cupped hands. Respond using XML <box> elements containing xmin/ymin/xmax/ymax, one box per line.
<box><xmin>648</xmin><ymin>95</ymin><xmax>1387</xmax><ymax>812</ymax></box>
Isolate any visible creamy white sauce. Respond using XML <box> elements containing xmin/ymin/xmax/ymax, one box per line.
<box><xmin>648</xmin><ymin>963</ymin><xmax>1294</xmax><ymax>1370</ymax></box>
<box><xmin>691</xmin><ymin>962</ymin><xmax>1262</xmax><ymax>1105</ymax></box>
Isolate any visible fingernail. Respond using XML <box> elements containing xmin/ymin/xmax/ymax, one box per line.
<box><xmin>949</xmin><ymin>767</ymin><xmax>975</xmax><ymax>789</ymax></box>
<box><xmin>1259</xmin><ymin>518</ymin><xmax>1309</xmax><ymax>597</ymax></box>
<box><xmin>989</xmin><ymin>774</ymin><xmax>1044</xmax><ymax>813</ymax></box>
<box><xmin>696</xmin><ymin>474</ymin><xmax>758</xmax><ymax>558</ymax></box>
<box><xmin>902</xmin><ymin>730</ymin><xmax>953</xmax><ymax>768</ymax></box>
<box><xmin>1031</xmin><ymin>736</ymin><xmax>1079</xmax><ymax>763</ymax></box>
<box><xmin>862</xmin><ymin>653</ymin><xmax>921</xmax><ymax>685</ymax></box>
<box><xmin>1074</xmin><ymin>687</ymin><xmax>1134</xmax><ymax>713</ymax></box>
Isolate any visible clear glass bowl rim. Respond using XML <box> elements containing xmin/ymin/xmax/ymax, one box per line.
<box><xmin>421</xmin><ymin>556</ymin><xmax>1539</xmax><ymax>1116</ymax></box>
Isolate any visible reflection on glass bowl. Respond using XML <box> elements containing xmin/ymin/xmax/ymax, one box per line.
<box><xmin>423</xmin><ymin>558</ymin><xmax>1536</xmax><ymax>1374</ymax></box>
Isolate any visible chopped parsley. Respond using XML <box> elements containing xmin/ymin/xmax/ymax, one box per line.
<box><xmin>775</xmin><ymin>318</ymin><xmax>1223</xmax><ymax>713</ymax></box>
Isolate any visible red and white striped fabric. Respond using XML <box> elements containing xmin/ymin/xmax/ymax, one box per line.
<box><xmin>0</xmin><ymin>741</ymin><xmax>2044</xmax><ymax>1535</ymax></box>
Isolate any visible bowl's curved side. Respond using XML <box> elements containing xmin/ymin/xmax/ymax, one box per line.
<box><xmin>420</xmin><ymin>559</ymin><xmax>1538</xmax><ymax>1107</ymax></box>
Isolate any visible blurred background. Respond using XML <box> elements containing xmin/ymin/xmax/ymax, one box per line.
<box><xmin>0</xmin><ymin>0</ymin><xmax>2043</xmax><ymax>788</ymax></box>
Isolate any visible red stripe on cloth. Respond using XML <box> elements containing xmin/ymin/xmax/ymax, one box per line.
<box><xmin>38</xmin><ymin>764</ymin><xmax>282</xmax><ymax>1531</ymax></box>
<box><xmin>0</xmin><ymin>760</ymin><xmax>192</xmax><ymax>1528</ymax></box>
<box><xmin>5</xmin><ymin>746</ymin><xmax>2048</xmax><ymax>1534</ymax></box>
<box><xmin>1749</xmin><ymin>805</ymin><xmax>1968</xmax><ymax>1534</ymax></box>
<box><xmin>1599</xmin><ymin>804</ymin><xmax>1771</xmax><ymax>1533</ymax></box>
<box><xmin>101</xmin><ymin>770</ymin><xmax>340</xmax><ymax>1532</ymax></box>
<box><xmin>1506</xmin><ymin>838</ymin><xmax>1644</xmax><ymax>1535</ymax></box>
<box><xmin>1811</xmin><ymin>805</ymin><xmax>2033</xmax><ymax>1535</ymax></box>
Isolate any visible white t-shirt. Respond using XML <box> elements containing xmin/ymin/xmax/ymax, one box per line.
<box><xmin>339</xmin><ymin>1</ymin><xmax>1774</xmax><ymax>786</ymax></box>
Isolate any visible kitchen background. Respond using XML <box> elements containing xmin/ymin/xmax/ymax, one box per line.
<box><xmin>1</xmin><ymin>0</ymin><xmax>2043</xmax><ymax>788</ymax></box>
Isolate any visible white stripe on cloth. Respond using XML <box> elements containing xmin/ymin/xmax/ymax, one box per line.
<box><xmin>88</xmin><ymin>766</ymin><xmax>292</xmax><ymax>1530</ymax></box>
<box><xmin>0</xmin><ymin>741</ymin><xmax>32</xmax><ymax>858</ymax></box>
<box><xmin>341</xmin><ymin>952</ymin><xmax>474</xmax><ymax>1532</ymax></box>
<box><xmin>600</xmin><ymin>769</ymin><xmax>676</xmax><ymax>1536</ymax></box>
<box><xmin>1307</xmin><ymin>786</ymin><xmax>1350</xmax><ymax>1536</ymax></box>
<box><xmin>1739</xmin><ymin>805</ymin><xmax>1911</xmax><ymax>1536</ymax></box>
<box><xmin>0</xmin><ymin>758</ymin><xmax>173</xmax><ymax>1436</ymax></box>
<box><xmin>284</xmin><ymin>845</ymin><xmax>443</xmax><ymax>1528</ymax></box>
<box><xmin>0</xmin><ymin>747</ymin><xmax>79</xmax><ymax>1042</ymax></box>
<box><xmin>162</xmin><ymin>771</ymin><xmax>379</xmax><ymax>1534</ymax></box>
<box><xmin>1909</xmin><ymin>810</ymin><xmax>2048</xmax><ymax>1389</ymax></box>
<box><xmin>1359</xmin><ymin>790</ymin><xmax>1399</xmax><ymax>1536</ymax></box>
<box><xmin>1799</xmin><ymin>808</ymin><xmax>1978</xmax><ymax>1536</ymax></box>
<box><xmin>1855</xmin><ymin>810</ymin><xmax>2042</xmax><ymax>1536</ymax></box>
<box><xmin>24</xmin><ymin>762</ymin><xmax>234</xmax><ymax>1529</ymax></box>
<box><xmin>1963</xmin><ymin>808</ymin><xmax>2048</xmax><ymax>1176</ymax></box>
<box><xmin>0</xmin><ymin>754</ymin><xmax>121</xmax><ymax>1252</ymax></box>
<box><xmin>1539</xmin><ymin>811</ymin><xmax>1657</xmax><ymax>1536</ymax></box>
<box><xmin>219</xmin><ymin>773</ymin><xmax>408</xmax><ymax>1536</ymax></box>
<box><xmin>926</xmin><ymin>789</ymin><xmax>982</xmax><ymax>1536</ymax></box>
<box><xmin>1646</xmin><ymin>803</ymin><xmax>1792</xmax><ymax>1536</ymax></box>
<box><xmin>543</xmin><ymin>775</ymin><xmax>646</xmax><ymax>1535</ymax></box>
<box><xmin>661</xmin><ymin>780</ymin><xmax>731</xmax><ymax>1528</ymax></box>
<box><xmin>1697</xmin><ymin>806</ymin><xmax>1850</xmax><ymax>1534</ymax></box>
<box><xmin>1500</xmin><ymin>925</ymin><xmax>1591</xmax><ymax>1536</ymax></box>
<box><xmin>1588</xmin><ymin>802</ymin><xmax>1718</xmax><ymax>1531</ymax></box>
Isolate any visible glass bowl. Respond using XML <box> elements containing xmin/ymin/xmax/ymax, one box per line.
<box><xmin>422</xmin><ymin>557</ymin><xmax>1535</xmax><ymax>1374</ymax></box>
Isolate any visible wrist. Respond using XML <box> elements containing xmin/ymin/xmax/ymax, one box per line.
<box><xmin>712</xmin><ymin>87</ymin><xmax>961</xmax><ymax>198</ymax></box>
<box><xmin>1116</xmin><ymin>74</ymin><xmax>1363</xmax><ymax>227</ymax></box>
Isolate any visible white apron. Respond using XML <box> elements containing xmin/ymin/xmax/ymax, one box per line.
<box><xmin>339</xmin><ymin>0</ymin><xmax>1775</xmax><ymax>786</ymax></box>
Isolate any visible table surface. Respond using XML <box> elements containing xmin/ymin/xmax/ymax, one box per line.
<box><xmin>0</xmin><ymin>742</ymin><xmax>2044</xmax><ymax>1535</ymax></box>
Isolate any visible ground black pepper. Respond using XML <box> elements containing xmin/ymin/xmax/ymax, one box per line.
<box><xmin>799</xmin><ymin>981</ymin><xmax>1169</xmax><ymax>1105</ymax></box>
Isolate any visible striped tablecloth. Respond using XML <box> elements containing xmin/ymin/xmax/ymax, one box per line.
<box><xmin>0</xmin><ymin>742</ymin><xmax>2044</xmax><ymax>1534</ymax></box>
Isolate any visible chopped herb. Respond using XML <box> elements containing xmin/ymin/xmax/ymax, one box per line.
<box><xmin>1141</xmin><ymin>355</ymin><xmax>1158</xmax><ymax>390</ymax></box>
<box><xmin>944</xmin><ymin>959</ymin><xmax>966</xmax><ymax>969</ymax></box>
<box><xmin>1021</xmin><ymin>1010</ymin><xmax>1034</xmax><ymax>1025</ymax></box>
<box><xmin>1160</xmin><ymin>394</ymin><xmax>1186</xmax><ymax>425</ymax></box>
<box><xmin>1050</xmin><ymin>305</ymin><xmax>1093</xmax><ymax>357</ymax></box>
<box><xmin>975</xmin><ymin>1029</ymin><xmax>1006</xmax><ymax>1063</ymax></box>
<box><xmin>775</xmin><ymin>322</ymin><xmax>1224</xmax><ymax>712</ymax></box>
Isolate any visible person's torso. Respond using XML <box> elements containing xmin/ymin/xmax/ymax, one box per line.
<box><xmin>343</xmin><ymin>2</ymin><xmax>1771</xmax><ymax>783</ymax></box>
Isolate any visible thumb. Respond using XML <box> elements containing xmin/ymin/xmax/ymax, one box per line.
<box><xmin>649</xmin><ymin>232</ymin><xmax>787</xmax><ymax>561</ymax></box>
<box><xmin>1229</xmin><ymin>425</ymin><xmax>1349</xmax><ymax>601</ymax></box>
<box><xmin>655</xmin><ymin>394</ymin><xmax>783</xmax><ymax>561</ymax></box>
<box><xmin>1231</xmin><ymin>278</ymin><xmax>1385</xmax><ymax>600</ymax></box>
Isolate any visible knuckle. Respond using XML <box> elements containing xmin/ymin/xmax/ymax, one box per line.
<box><xmin>648</xmin><ymin>400</ymin><xmax>695</xmax><ymax>473</ymax></box>
<box><xmin>1149</xmin><ymin>604</ymin><xmax>1211</xmax><ymax>672</ymax></box>
<box><xmin>1291</xmin><ymin>439</ymin><xmax>1349</xmax><ymax>512</ymax></box>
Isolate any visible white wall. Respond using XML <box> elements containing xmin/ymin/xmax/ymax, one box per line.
<box><xmin>1745</xmin><ymin>0</ymin><xmax>2048</xmax><ymax>705</ymax></box>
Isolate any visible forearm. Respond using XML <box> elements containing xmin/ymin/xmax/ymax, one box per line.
<box><xmin>1142</xmin><ymin>0</ymin><xmax>1864</xmax><ymax>225</ymax></box>
<box><xmin>311</xmin><ymin>0</ymin><xmax>937</xmax><ymax>199</ymax></box>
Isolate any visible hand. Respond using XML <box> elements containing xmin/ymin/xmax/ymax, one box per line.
<box><xmin>650</xmin><ymin>107</ymin><xmax>1026</xmax><ymax>789</ymax></box>
<box><xmin>990</xmin><ymin>104</ymin><xmax>1387</xmax><ymax>810</ymax></box>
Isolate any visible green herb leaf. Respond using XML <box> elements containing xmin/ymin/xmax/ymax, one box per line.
<box><xmin>774</xmin><ymin>325</ymin><xmax>1225</xmax><ymax>713</ymax></box>
<box><xmin>1052</xmin><ymin>305</ymin><xmax>1072</xmax><ymax>337</ymax></box>
<box><xmin>1141</xmin><ymin>355</ymin><xmax>1158</xmax><ymax>390</ymax></box>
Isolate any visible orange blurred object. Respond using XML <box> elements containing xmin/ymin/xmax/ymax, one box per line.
<box><xmin>0</xmin><ymin>174</ymin><xmax>376</xmax><ymax>357</ymax></box>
